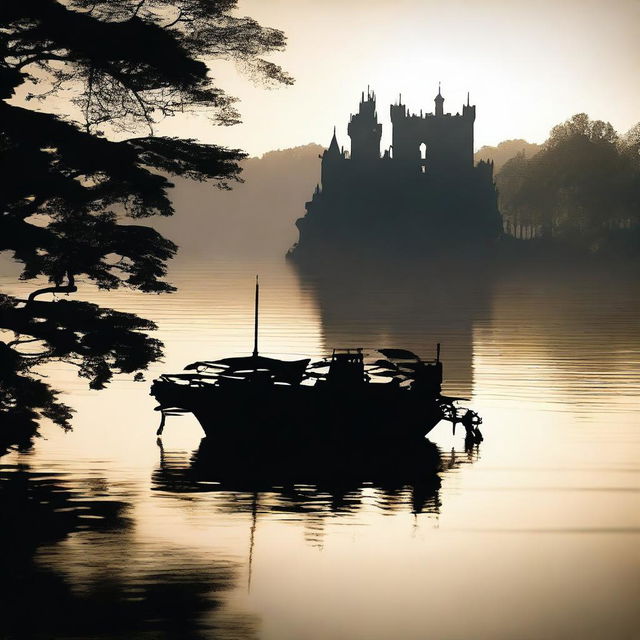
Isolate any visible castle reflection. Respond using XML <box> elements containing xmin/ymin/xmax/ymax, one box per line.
<box><xmin>293</xmin><ymin>256</ymin><xmax>495</xmax><ymax>400</ymax></box>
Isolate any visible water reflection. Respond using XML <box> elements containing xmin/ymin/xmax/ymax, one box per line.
<box><xmin>153</xmin><ymin>436</ymin><xmax>480</xmax><ymax>525</ymax></box>
<box><xmin>0</xmin><ymin>255</ymin><xmax>638</xmax><ymax>640</ymax></box>
<box><xmin>293</xmin><ymin>257</ymin><xmax>495</xmax><ymax>399</ymax></box>
<box><xmin>294</xmin><ymin>256</ymin><xmax>640</xmax><ymax>413</ymax></box>
<box><xmin>1</xmin><ymin>461</ymin><xmax>258</xmax><ymax>640</ymax></box>
<box><xmin>1</xmin><ymin>463</ymin><xmax>130</xmax><ymax>550</ymax></box>
<box><xmin>475</xmin><ymin>263</ymin><xmax>640</xmax><ymax>414</ymax></box>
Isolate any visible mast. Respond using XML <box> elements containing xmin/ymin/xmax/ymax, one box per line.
<box><xmin>252</xmin><ymin>275</ymin><xmax>259</xmax><ymax>357</ymax></box>
<box><xmin>247</xmin><ymin>491</ymin><xmax>258</xmax><ymax>591</ymax></box>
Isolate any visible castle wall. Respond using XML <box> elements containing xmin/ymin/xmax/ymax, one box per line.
<box><xmin>390</xmin><ymin>105</ymin><xmax>475</xmax><ymax>174</ymax></box>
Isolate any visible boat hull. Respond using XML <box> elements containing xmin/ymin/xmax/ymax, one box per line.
<box><xmin>151</xmin><ymin>380</ymin><xmax>443</xmax><ymax>448</ymax></box>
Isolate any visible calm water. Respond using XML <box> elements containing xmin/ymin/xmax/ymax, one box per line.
<box><xmin>2</xmin><ymin>255</ymin><xmax>639</xmax><ymax>639</ymax></box>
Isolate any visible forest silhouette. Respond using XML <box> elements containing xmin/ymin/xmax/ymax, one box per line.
<box><xmin>498</xmin><ymin>114</ymin><xmax>640</xmax><ymax>253</ymax></box>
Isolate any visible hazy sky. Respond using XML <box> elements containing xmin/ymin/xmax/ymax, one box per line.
<box><xmin>165</xmin><ymin>0</ymin><xmax>639</xmax><ymax>157</ymax></box>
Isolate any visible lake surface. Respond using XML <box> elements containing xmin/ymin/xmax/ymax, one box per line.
<box><xmin>2</xmin><ymin>255</ymin><xmax>639</xmax><ymax>639</ymax></box>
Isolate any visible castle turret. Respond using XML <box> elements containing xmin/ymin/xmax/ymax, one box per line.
<box><xmin>461</xmin><ymin>92</ymin><xmax>476</xmax><ymax>166</ymax></box>
<box><xmin>434</xmin><ymin>83</ymin><xmax>444</xmax><ymax>116</ymax></box>
<box><xmin>321</xmin><ymin>127</ymin><xmax>344</xmax><ymax>190</ymax></box>
<box><xmin>390</xmin><ymin>94</ymin><xmax>414</xmax><ymax>164</ymax></box>
<box><xmin>326</xmin><ymin>127</ymin><xmax>340</xmax><ymax>156</ymax></box>
<box><xmin>347</xmin><ymin>88</ymin><xmax>382</xmax><ymax>163</ymax></box>
<box><xmin>389</xmin><ymin>93</ymin><xmax>407</xmax><ymax>123</ymax></box>
<box><xmin>462</xmin><ymin>92</ymin><xmax>476</xmax><ymax>120</ymax></box>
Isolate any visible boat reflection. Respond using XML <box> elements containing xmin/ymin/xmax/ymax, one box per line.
<box><xmin>152</xmin><ymin>434</ymin><xmax>481</xmax><ymax>522</ymax></box>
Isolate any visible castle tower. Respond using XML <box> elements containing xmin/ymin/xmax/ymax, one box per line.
<box><xmin>347</xmin><ymin>88</ymin><xmax>382</xmax><ymax>163</ymax></box>
<box><xmin>434</xmin><ymin>83</ymin><xmax>444</xmax><ymax>116</ymax></box>
<box><xmin>461</xmin><ymin>92</ymin><xmax>476</xmax><ymax>167</ymax></box>
<box><xmin>321</xmin><ymin>127</ymin><xmax>344</xmax><ymax>190</ymax></box>
<box><xmin>389</xmin><ymin>94</ymin><xmax>415</xmax><ymax>165</ymax></box>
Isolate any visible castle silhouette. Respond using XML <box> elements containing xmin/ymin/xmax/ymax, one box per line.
<box><xmin>289</xmin><ymin>87</ymin><xmax>502</xmax><ymax>260</ymax></box>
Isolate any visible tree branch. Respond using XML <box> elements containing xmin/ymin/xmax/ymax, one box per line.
<box><xmin>131</xmin><ymin>0</ymin><xmax>147</xmax><ymax>17</ymax></box>
<box><xmin>6</xmin><ymin>337</ymin><xmax>45</xmax><ymax>348</ymax></box>
<box><xmin>164</xmin><ymin>8</ymin><xmax>184</xmax><ymax>28</ymax></box>
<box><xmin>27</xmin><ymin>272</ymin><xmax>77</xmax><ymax>303</ymax></box>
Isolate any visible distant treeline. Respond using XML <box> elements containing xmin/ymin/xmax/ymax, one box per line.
<box><xmin>475</xmin><ymin>139</ymin><xmax>542</xmax><ymax>173</ymax></box>
<box><xmin>495</xmin><ymin>114</ymin><xmax>640</xmax><ymax>253</ymax></box>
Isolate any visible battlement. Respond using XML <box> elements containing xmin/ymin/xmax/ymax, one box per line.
<box><xmin>335</xmin><ymin>86</ymin><xmax>476</xmax><ymax>170</ymax></box>
<box><xmin>403</xmin><ymin>111</ymin><xmax>472</xmax><ymax>120</ymax></box>
<box><xmin>391</xmin><ymin>101</ymin><xmax>475</xmax><ymax>123</ymax></box>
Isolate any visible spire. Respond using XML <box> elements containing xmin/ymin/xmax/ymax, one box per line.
<box><xmin>467</xmin><ymin>91</ymin><xmax>470</xmax><ymax>106</ymax></box>
<box><xmin>327</xmin><ymin>127</ymin><xmax>340</xmax><ymax>155</ymax></box>
<box><xmin>435</xmin><ymin>82</ymin><xmax>444</xmax><ymax>116</ymax></box>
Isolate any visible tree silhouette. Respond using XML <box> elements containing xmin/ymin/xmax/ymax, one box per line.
<box><xmin>497</xmin><ymin>114</ymin><xmax>640</xmax><ymax>248</ymax></box>
<box><xmin>0</xmin><ymin>0</ymin><xmax>292</xmax><ymax>452</ymax></box>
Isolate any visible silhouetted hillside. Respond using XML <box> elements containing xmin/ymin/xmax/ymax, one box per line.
<box><xmin>475</xmin><ymin>139</ymin><xmax>541</xmax><ymax>172</ymax></box>
<box><xmin>157</xmin><ymin>144</ymin><xmax>324</xmax><ymax>259</ymax></box>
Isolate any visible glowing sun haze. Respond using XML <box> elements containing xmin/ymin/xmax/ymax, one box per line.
<box><xmin>168</xmin><ymin>0</ymin><xmax>640</xmax><ymax>156</ymax></box>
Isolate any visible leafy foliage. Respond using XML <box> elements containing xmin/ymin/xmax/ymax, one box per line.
<box><xmin>3</xmin><ymin>0</ymin><xmax>292</xmax><ymax>133</ymax></box>
<box><xmin>0</xmin><ymin>0</ymin><xmax>291</xmax><ymax>451</ymax></box>
<box><xmin>497</xmin><ymin>114</ymin><xmax>640</xmax><ymax>249</ymax></box>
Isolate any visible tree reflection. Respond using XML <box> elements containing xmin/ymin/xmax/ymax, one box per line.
<box><xmin>1</xmin><ymin>462</ymin><xmax>258</xmax><ymax>639</ymax></box>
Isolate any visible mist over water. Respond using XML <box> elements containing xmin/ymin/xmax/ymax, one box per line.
<box><xmin>1</xmin><ymin>227</ymin><xmax>639</xmax><ymax>638</ymax></box>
